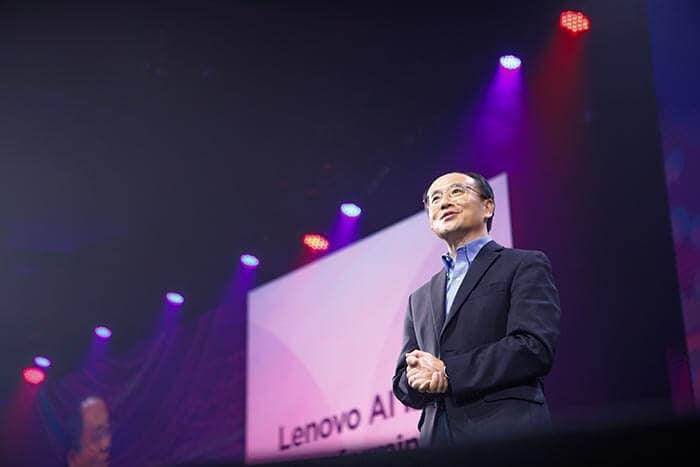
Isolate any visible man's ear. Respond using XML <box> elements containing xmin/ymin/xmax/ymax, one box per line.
<box><xmin>484</xmin><ymin>199</ymin><xmax>495</xmax><ymax>218</ymax></box>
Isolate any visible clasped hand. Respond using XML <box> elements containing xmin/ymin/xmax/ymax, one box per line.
<box><xmin>405</xmin><ymin>350</ymin><xmax>448</xmax><ymax>394</ymax></box>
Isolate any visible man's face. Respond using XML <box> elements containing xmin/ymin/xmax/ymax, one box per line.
<box><xmin>70</xmin><ymin>398</ymin><xmax>111</xmax><ymax>467</ymax></box>
<box><xmin>425</xmin><ymin>173</ymin><xmax>493</xmax><ymax>240</ymax></box>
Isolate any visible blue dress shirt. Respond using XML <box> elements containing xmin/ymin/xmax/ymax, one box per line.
<box><xmin>441</xmin><ymin>235</ymin><xmax>492</xmax><ymax>318</ymax></box>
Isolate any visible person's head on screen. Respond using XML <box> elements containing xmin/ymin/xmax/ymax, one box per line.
<box><xmin>65</xmin><ymin>396</ymin><xmax>111</xmax><ymax>467</ymax></box>
<box><xmin>423</xmin><ymin>171</ymin><xmax>495</xmax><ymax>245</ymax></box>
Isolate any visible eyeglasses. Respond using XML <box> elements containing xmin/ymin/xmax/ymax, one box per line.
<box><xmin>423</xmin><ymin>183</ymin><xmax>485</xmax><ymax>209</ymax></box>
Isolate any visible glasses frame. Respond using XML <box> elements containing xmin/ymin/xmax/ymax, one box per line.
<box><xmin>423</xmin><ymin>183</ymin><xmax>487</xmax><ymax>209</ymax></box>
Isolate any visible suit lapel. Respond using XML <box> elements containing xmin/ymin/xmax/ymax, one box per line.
<box><xmin>429</xmin><ymin>271</ymin><xmax>446</xmax><ymax>344</ymax></box>
<box><xmin>440</xmin><ymin>241</ymin><xmax>503</xmax><ymax>339</ymax></box>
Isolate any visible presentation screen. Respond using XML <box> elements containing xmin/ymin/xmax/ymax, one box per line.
<box><xmin>247</xmin><ymin>173</ymin><xmax>513</xmax><ymax>463</ymax></box>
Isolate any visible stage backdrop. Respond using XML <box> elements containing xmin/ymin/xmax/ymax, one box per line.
<box><xmin>246</xmin><ymin>173</ymin><xmax>513</xmax><ymax>463</ymax></box>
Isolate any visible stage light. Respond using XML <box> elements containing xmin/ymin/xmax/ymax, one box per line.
<box><xmin>166</xmin><ymin>291</ymin><xmax>185</xmax><ymax>305</ymax></box>
<box><xmin>340</xmin><ymin>203</ymin><xmax>362</xmax><ymax>218</ymax></box>
<box><xmin>560</xmin><ymin>11</ymin><xmax>590</xmax><ymax>34</ymax></box>
<box><xmin>23</xmin><ymin>367</ymin><xmax>45</xmax><ymax>385</ymax></box>
<box><xmin>240</xmin><ymin>254</ymin><xmax>260</xmax><ymax>269</ymax></box>
<box><xmin>94</xmin><ymin>326</ymin><xmax>112</xmax><ymax>339</ymax></box>
<box><xmin>34</xmin><ymin>356</ymin><xmax>51</xmax><ymax>368</ymax></box>
<box><xmin>499</xmin><ymin>55</ymin><xmax>522</xmax><ymax>70</ymax></box>
<box><xmin>303</xmin><ymin>234</ymin><xmax>330</xmax><ymax>252</ymax></box>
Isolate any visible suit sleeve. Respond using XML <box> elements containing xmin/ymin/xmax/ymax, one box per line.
<box><xmin>392</xmin><ymin>295</ymin><xmax>438</xmax><ymax>409</ymax></box>
<box><xmin>442</xmin><ymin>251</ymin><xmax>561</xmax><ymax>398</ymax></box>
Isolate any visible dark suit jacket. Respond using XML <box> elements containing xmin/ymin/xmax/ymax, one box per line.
<box><xmin>392</xmin><ymin>240</ymin><xmax>561</xmax><ymax>446</ymax></box>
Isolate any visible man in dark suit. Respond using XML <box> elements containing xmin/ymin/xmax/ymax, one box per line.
<box><xmin>392</xmin><ymin>171</ymin><xmax>561</xmax><ymax>447</ymax></box>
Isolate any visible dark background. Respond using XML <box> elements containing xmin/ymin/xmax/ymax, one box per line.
<box><xmin>0</xmin><ymin>0</ymin><xmax>693</xmax><ymax>464</ymax></box>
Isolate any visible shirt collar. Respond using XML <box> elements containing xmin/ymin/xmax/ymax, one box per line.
<box><xmin>441</xmin><ymin>235</ymin><xmax>492</xmax><ymax>271</ymax></box>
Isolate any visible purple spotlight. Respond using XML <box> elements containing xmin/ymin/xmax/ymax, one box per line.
<box><xmin>499</xmin><ymin>55</ymin><xmax>522</xmax><ymax>70</ymax></box>
<box><xmin>34</xmin><ymin>356</ymin><xmax>51</xmax><ymax>368</ymax></box>
<box><xmin>166</xmin><ymin>291</ymin><xmax>185</xmax><ymax>305</ymax></box>
<box><xmin>94</xmin><ymin>326</ymin><xmax>112</xmax><ymax>339</ymax></box>
<box><xmin>240</xmin><ymin>254</ymin><xmax>260</xmax><ymax>269</ymax></box>
<box><xmin>340</xmin><ymin>203</ymin><xmax>362</xmax><ymax>218</ymax></box>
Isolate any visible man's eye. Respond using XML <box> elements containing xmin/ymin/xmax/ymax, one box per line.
<box><xmin>430</xmin><ymin>194</ymin><xmax>441</xmax><ymax>204</ymax></box>
<box><xmin>450</xmin><ymin>187</ymin><xmax>465</xmax><ymax>196</ymax></box>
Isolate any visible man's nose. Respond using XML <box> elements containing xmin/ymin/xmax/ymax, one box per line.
<box><xmin>439</xmin><ymin>197</ymin><xmax>454</xmax><ymax>209</ymax></box>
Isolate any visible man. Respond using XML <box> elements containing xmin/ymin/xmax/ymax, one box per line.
<box><xmin>392</xmin><ymin>171</ymin><xmax>560</xmax><ymax>447</ymax></box>
<box><xmin>65</xmin><ymin>396</ymin><xmax>111</xmax><ymax>467</ymax></box>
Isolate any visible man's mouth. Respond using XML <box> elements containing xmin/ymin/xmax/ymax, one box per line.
<box><xmin>440</xmin><ymin>212</ymin><xmax>458</xmax><ymax>221</ymax></box>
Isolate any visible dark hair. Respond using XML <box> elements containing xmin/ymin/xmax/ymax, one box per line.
<box><xmin>64</xmin><ymin>398</ymin><xmax>85</xmax><ymax>459</ymax></box>
<box><xmin>464</xmin><ymin>171</ymin><xmax>495</xmax><ymax>232</ymax></box>
<box><xmin>423</xmin><ymin>171</ymin><xmax>496</xmax><ymax>232</ymax></box>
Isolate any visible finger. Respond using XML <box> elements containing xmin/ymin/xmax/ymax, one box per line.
<box><xmin>418</xmin><ymin>374</ymin><xmax>432</xmax><ymax>390</ymax></box>
<box><xmin>431</xmin><ymin>371</ymin><xmax>442</xmax><ymax>393</ymax></box>
<box><xmin>412</xmin><ymin>373</ymin><xmax>431</xmax><ymax>386</ymax></box>
<box><xmin>407</xmin><ymin>367</ymin><xmax>424</xmax><ymax>377</ymax></box>
<box><xmin>410</xmin><ymin>357</ymin><xmax>429</xmax><ymax>369</ymax></box>
<box><xmin>412</xmin><ymin>368</ymin><xmax>433</xmax><ymax>381</ymax></box>
<box><xmin>410</xmin><ymin>376</ymin><xmax>425</xmax><ymax>390</ymax></box>
<box><xmin>426</xmin><ymin>372</ymin><xmax>437</xmax><ymax>392</ymax></box>
<box><xmin>409</xmin><ymin>372</ymin><xmax>423</xmax><ymax>386</ymax></box>
<box><xmin>406</xmin><ymin>356</ymin><xmax>419</xmax><ymax>367</ymax></box>
<box><xmin>438</xmin><ymin>375</ymin><xmax>448</xmax><ymax>393</ymax></box>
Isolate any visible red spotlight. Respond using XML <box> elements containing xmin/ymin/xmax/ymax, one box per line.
<box><xmin>560</xmin><ymin>11</ymin><xmax>590</xmax><ymax>34</ymax></box>
<box><xmin>23</xmin><ymin>367</ymin><xmax>45</xmax><ymax>385</ymax></box>
<box><xmin>303</xmin><ymin>234</ymin><xmax>330</xmax><ymax>252</ymax></box>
